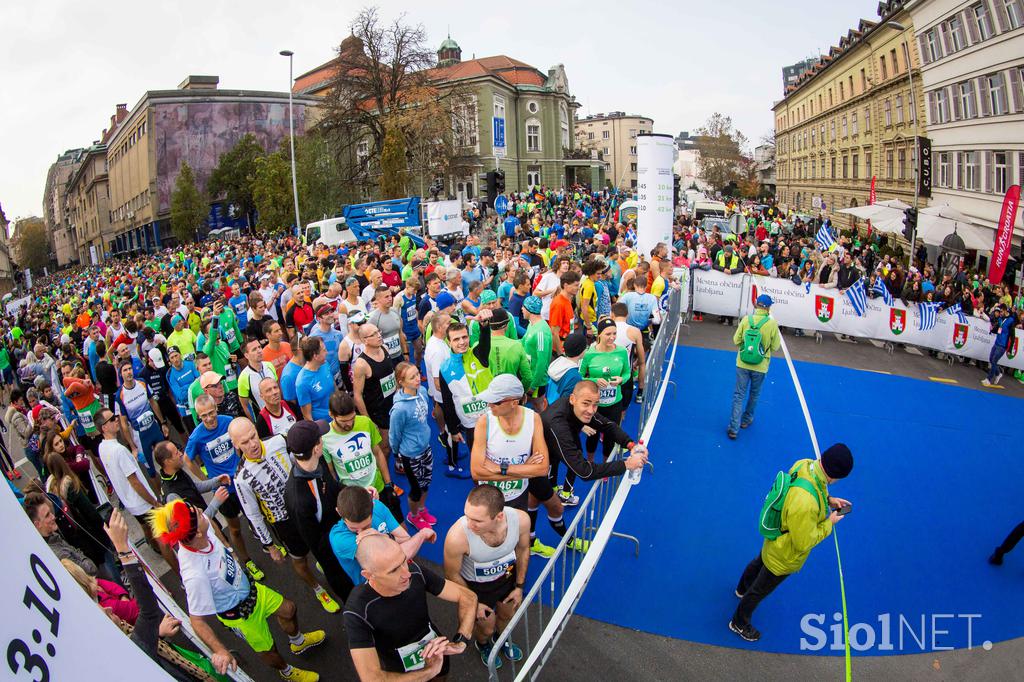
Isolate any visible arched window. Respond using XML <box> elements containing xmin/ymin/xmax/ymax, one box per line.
<box><xmin>560</xmin><ymin>103</ymin><xmax>570</xmax><ymax>149</ymax></box>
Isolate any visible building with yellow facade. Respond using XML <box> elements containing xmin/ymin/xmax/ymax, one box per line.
<box><xmin>774</xmin><ymin>0</ymin><xmax>928</xmax><ymax>229</ymax></box>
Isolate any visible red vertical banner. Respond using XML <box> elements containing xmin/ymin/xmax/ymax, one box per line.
<box><xmin>988</xmin><ymin>184</ymin><xmax>1021</xmax><ymax>284</ymax></box>
<box><xmin>869</xmin><ymin>176</ymin><xmax>877</xmax><ymax>205</ymax></box>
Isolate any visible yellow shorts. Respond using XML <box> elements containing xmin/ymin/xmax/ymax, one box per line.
<box><xmin>218</xmin><ymin>582</ymin><xmax>284</xmax><ymax>652</ymax></box>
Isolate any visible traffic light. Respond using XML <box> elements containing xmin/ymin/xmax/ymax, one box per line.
<box><xmin>494</xmin><ymin>169</ymin><xmax>506</xmax><ymax>194</ymax></box>
<box><xmin>485</xmin><ymin>171</ymin><xmax>497</xmax><ymax>205</ymax></box>
<box><xmin>902</xmin><ymin>207</ymin><xmax>917</xmax><ymax>241</ymax></box>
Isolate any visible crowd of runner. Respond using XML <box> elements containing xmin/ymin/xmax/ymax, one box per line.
<box><xmin>2</xmin><ymin>185</ymin><xmax>663</xmax><ymax>681</ymax></box>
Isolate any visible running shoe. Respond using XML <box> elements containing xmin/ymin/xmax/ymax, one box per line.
<box><xmin>290</xmin><ymin>630</ymin><xmax>326</xmax><ymax>655</ymax></box>
<box><xmin>530</xmin><ymin>539</ymin><xmax>555</xmax><ymax>558</ymax></box>
<box><xmin>395</xmin><ymin>460</ymin><xmax>406</xmax><ymax>475</ymax></box>
<box><xmin>418</xmin><ymin>507</ymin><xmax>438</xmax><ymax>525</ymax></box>
<box><xmin>244</xmin><ymin>560</ymin><xmax>265</xmax><ymax>582</ymax></box>
<box><xmin>981</xmin><ymin>378</ymin><xmax>993</xmax><ymax>387</ymax></box>
<box><xmin>634</xmin><ymin>388</ymin><xmax>643</xmax><ymax>404</ymax></box>
<box><xmin>314</xmin><ymin>587</ymin><xmax>340</xmax><ymax>613</ymax></box>
<box><xmin>555</xmin><ymin>486</ymin><xmax>579</xmax><ymax>506</ymax></box>
<box><xmin>407</xmin><ymin>511</ymin><xmax>432</xmax><ymax>531</ymax></box>
<box><xmin>475</xmin><ymin>639</ymin><xmax>502</xmax><ymax>669</ymax></box>
<box><xmin>5</xmin><ymin>470</ymin><xmax>14</xmax><ymax>481</ymax></box>
<box><xmin>500</xmin><ymin>638</ymin><xmax>523</xmax><ymax>662</ymax></box>
<box><xmin>567</xmin><ymin>538</ymin><xmax>590</xmax><ymax>553</ymax></box>
<box><xmin>728</xmin><ymin>620</ymin><xmax>761</xmax><ymax>642</ymax></box>
<box><xmin>391</xmin><ymin>482</ymin><xmax>405</xmax><ymax>497</ymax></box>
<box><xmin>12</xmin><ymin>469</ymin><xmax>22</xmax><ymax>479</ymax></box>
<box><xmin>280</xmin><ymin>667</ymin><xmax>319</xmax><ymax>682</ymax></box>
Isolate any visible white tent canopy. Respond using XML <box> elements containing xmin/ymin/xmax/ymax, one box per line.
<box><xmin>837</xmin><ymin>199</ymin><xmax>911</xmax><ymax>234</ymax></box>
<box><xmin>915</xmin><ymin>203</ymin><xmax>993</xmax><ymax>251</ymax></box>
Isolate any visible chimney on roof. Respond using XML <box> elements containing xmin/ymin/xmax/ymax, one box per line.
<box><xmin>178</xmin><ymin>75</ymin><xmax>219</xmax><ymax>90</ymax></box>
<box><xmin>117</xmin><ymin>103</ymin><xmax>127</xmax><ymax>112</ymax></box>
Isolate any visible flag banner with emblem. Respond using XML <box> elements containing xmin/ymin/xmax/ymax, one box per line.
<box><xmin>688</xmin><ymin>272</ymin><xmax>1024</xmax><ymax>369</ymax></box>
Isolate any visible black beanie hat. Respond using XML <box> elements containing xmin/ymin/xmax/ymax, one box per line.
<box><xmin>821</xmin><ymin>443</ymin><xmax>853</xmax><ymax>479</ymax></box>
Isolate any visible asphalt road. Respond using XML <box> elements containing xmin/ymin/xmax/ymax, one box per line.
<box><xmin>11</xmin><ymin>321</ymin><xmax>1022</xmax><ymax>681</ymax></box>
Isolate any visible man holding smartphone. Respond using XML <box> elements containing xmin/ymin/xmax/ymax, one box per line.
<box><xmin>729</xmin><ymin>443</ymin><xmax>854</xmax><ymax>642</ymax></box>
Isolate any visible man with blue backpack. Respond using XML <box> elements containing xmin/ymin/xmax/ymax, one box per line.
<box><xmin>728</xmin><ymin>294</ymin><xmax>781</xmax><ymax>440</ymax></box>
<box><xmin>729</xmin><ymin>444</ymin><xmax>854</xmax><ymax>642</ymax></box>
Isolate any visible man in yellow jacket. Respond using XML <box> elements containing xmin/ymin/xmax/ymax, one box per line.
<box><xmin>729</xmin><ymin>444</ymin><xmax>854</xmax><ymax>642</ymax></box>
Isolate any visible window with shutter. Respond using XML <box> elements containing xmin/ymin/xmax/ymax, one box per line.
<box><xmin>994</xmin><ymin>0</ymin><xmax>1011</xmax><ymax>31</ymax></box>
<box><xmin>1007</xmin><ymin>68</ymin><xmax>1023</xmax><ymax>113</ymax></box>
<box><xmin>984</xmin><ymin>151</ymin><xmax>994</xmax><ymax>192</ymax></box>
<box><xmin>964</xmin><ymin>10</ymin><xmax>981</xmax><ymax>42</ymax></box>
<box><xmin>928</xmin><ymin>91</ymin><xmax>939</xmax><ymax>124</ymax></box>
<box><xmin>939</xmin><ymin>23</ymin><xmax>953</xmax><ymax>52</ymax></box>
<box><xmin>978</xmin><ymin>77</ymin><xmax>992</xmax><ymax>116</ymax></box>
<box><xmin>1005</xmin><ymin>0</ymin><xmax>1024</xmax><ymax>29</ymax></box>
<box><xmin>951</xmin><ymin>86</ymin><xmax>964</xmax><ymax>120</ymax></box>
<box><xmin>917</xmin><ymin>35</ymin><xmax>931</xmax><ymax>65</ymax></box>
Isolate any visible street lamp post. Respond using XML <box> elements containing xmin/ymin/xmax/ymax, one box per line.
<box><xmin>886</xmin><ymin>20</ymin><xmax>919</xmax><ymax>269</ymax></box>
<box><xmin>280</xmin><ymin>50</ymin><xmax>302</xmax><ymax>236</ymax></box>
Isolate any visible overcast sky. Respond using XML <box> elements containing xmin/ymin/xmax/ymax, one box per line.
<box><xmin>1</xmin><ymin>0</ymin><xmax>875</xmax><ymax>222</ymax></box>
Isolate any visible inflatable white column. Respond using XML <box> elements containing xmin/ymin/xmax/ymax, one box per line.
<box><xmin>636</xmin><ymin>133</ymin><xmax>675</xmax><ymax>259</ymax></box>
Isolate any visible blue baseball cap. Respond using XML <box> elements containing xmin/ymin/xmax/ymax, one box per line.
<box><xmin>435</xmin><ymin>291</ymin><xmax>457</xmax><ymax>311</ymax></box>
<box><xmin>756</xmin><ymin>294</ymin><xmax>774</xmax><ymax>308</ymax></box>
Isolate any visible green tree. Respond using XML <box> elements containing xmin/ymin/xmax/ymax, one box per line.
<box><xmin>10</xmin><ymin>217</ymin><xmax>49</xmax><ymax>271</ymax></box>
<box><xmin>295</xmin><ymin>131</ymin><xmax>350</xmax><ymax>221</ymax></box>
<box><xmin>208</xmin><ymin>133</ymin><xmax>265</xmax><ymax>228</ymax></box>
<box><xmin>378</xmin><ymin>124</ymin><xmax>408</xmax><ymax>200</ymax></box>
<box><xmin>251</xmin><ymin>151</ymin><xmax>294</xmax><ymax>234</ymax></box>
<box><xmin>169</xmin><ymin>162</ymin><xmax>208</xmax><ymax>244</ymax></box>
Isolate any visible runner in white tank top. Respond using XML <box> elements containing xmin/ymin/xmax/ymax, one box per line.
<box><xmin>482</xmin><ymin>407</ymin><xmax>534</xmax><ymax>510</ymax></box>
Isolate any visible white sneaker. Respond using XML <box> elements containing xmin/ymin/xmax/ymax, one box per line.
<box><xmin>994</xmin><ymin>372</ymin><xmax>1004</xmax><ymax>385</ymax></box>
<box><xmin>981</xmin><ymin>379</ymin><xmax>992</xmax><ymax>387</ymax></box>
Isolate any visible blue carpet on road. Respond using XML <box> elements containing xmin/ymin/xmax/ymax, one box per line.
<box><xmin>397</xmin><ymin>345</ymin><xmax>1023</xmax><ymax>657</ymax></box>
<box><xmin>571</xmin><ymin>345</ymin><xmax>1024</xmax><ymax>656</ymax></box>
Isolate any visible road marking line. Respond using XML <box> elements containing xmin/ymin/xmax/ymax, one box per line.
<box><xmin>863</xmin><ymin>369</ymin><xmax>892</xmax><ymax>375</ymax></box>
<box><xmin>15</xmin><ymin>458</ymin><xmax>27</xmax><ymax>467</ymax></box>
<box><xmin>984</xmin><ymin>384</ymin><xmax>1006</xmax><ymax>390</ymax></box>
<box><xmin>929</xmin><ymin>377</ymin><xmax>958</xmax><ymax>384</ymax></box>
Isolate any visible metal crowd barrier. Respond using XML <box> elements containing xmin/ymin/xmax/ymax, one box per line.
<box><xmin>486</xmin><ymin>287</ymin><xmax>683</xmax><ymax>681</ymax></box>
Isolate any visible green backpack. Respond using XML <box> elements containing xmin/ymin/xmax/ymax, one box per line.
<box><xmin>759</xmin><ymin>469</ymin><xmax>824</xmax><ymax>540</ymax></box>
<box><xmin>739</xmin><ymin>315</ymin><xmax>769</xmax><ymax>365</ymax></box>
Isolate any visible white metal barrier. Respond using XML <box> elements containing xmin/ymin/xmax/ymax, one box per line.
<box><xmin>486</xmin><ymin>287</ymin><xmax>683</xmax><ymax>681</ymax></box>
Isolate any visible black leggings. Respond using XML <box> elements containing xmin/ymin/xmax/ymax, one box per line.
<box><xmin>585</xmin><ymin>401</ymin><xmax>627</xmax><ymax>459</ymax></box>
<box><xmin>996</xmin><ymin>521</ymin><xmax>1024</xmax><ymax>557</ymax></box>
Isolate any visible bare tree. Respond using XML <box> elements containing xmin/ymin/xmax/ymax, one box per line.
<box><xmin>318</xmin><ymin>7</ymin><xmax>475</xmax><ymax>198</ymax></box>
<box><xmin>695</xmin><ymin>113</ymin><xmax>748</xmax><ymax>193</ymax></box>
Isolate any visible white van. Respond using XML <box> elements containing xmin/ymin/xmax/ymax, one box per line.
<box><xmin>692</xmin><ymin>200</ymin><xmax>727</xmax><ymax>222</ymax></box>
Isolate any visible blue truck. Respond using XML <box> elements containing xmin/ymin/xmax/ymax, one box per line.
<box><xmin>303</xmin><ymin>197</ymin><xmax>426</xmax><ymax>248</ymax></box>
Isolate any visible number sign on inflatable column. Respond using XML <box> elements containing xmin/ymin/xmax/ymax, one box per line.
<box><xmin>636</xmin><ymin>133</ymin><xmax>675</xmax><ymax>260</ymax></box>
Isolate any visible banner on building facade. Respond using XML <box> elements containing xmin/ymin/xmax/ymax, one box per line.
<box><xmin>988</xmin><ymin>184</ymin><xmax>1021</xmax><ymax>284</ymax></box>
<box><xmin>917</xmin><ymin>136</ymin><xmax>932</xmax><ymax>198</ymax></box>
<box><xmin>689</xmin><ymin>270</ymin><xmax>1024</xmax><ymax>370</ymax></box>
<box><xmin>636</xmin><ymin>134</ymin><xmax>676</xmax><ymax>259</ymax></box>
<box><xmin>869</xmin><ymin>176</ymin><xmax>876</xmax><ymax>205</ymax></box>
